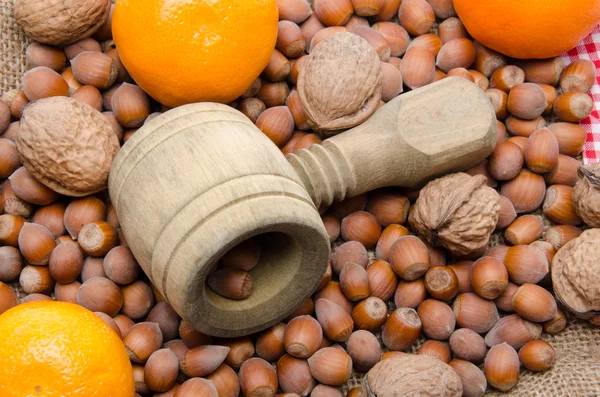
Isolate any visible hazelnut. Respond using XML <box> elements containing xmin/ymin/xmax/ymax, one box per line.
<box><xmin>448</xmin><ymin>359</ymin><xmax>487</xmax><ymax>397</ymax></box>
<box><xmin>307</xmin><ymin>347</ymin><xmax>352</xmax><ymax>386</ymax></box>
<box><xmin>145</xmin><ymin>349</ymin><xmax>179</xmax><ymax>392</ymax></box>
<box><xmin>525</xmin><ymin>127</ymin><xmax>559</xmax><ymax>174</ymax></box>
<box><xmin>494</xmin><ymin>282</ymin><xmax>520</xmax><ymax>313</ymax></box>
<box><xmin>417</xmin><ymin>340</ymin><xmax>451</xmax><ymax>363</ymax></box>
<box><xmin>277</xmin><ymin>21</ymin><xmax>306</xmax><ymax>58</ymax></box>
<box><xmin>310</xmin><ymin>385</ymin><xmax>343</xmax><ymax>397</ymax></box>
<box><xmin>409</xmin><ymin>173</ymin><xmax>500</xmax><ymax>256</ymax></box>
<box><xmin>553</xmin><ymin>92</ymin><xmax>593</xmax><ymax>122</ymax></box>
<box><xmin>382</xmin><ymin>307</ymin><xmax>421</xmax><ymax>351</ymax></box>
<box><xmin>465</xmin><ymin>160</ymin><xmax>497</xmax><ymax>188</ymax></box>
<box><xmin>424</xmin><ymin>266</ymin><xmax>458</xmax><ymax>301</ymax></box>
<box><xmin>394</xmin><ymin>278</ymin><xmax>427</xmax><ymax>309</ymax></box>
<box><xmin>278</xmin><ymin>0</ymin><xmax>312</xmax><ymax>23</ymax></box>
<box><xmin>374</xmin><ymin>0</ymin><xmax>401</xmax><ymax>21</ymax></box>
<box><xmin>339</xmin><ymin>262</ymin><xmax>370</xmax><ymax>301</ymax></box>
<box><xmin>0</xmin><ymin>246</ymin><xmax>23</xmax><ymax>282</ymax></box>
<box><xmin>93</xmin><ymin>311</ymin><xmax>121</xmax><ymax>337</ymax></box>
<box><xmin>78</xmin><ymin>221</ymin><xmax>119</xmax><ymax>256</ymax></box>
<box><xmin>205</xmin><ymin>364</ymin><xmax>240</xmax><ymax>397</ymax></box>
<box><xmin>111</xmin><ymin>83</ymin><xmax>151</xmax><ymax>128</ymax></box>
<box><xmin>521</xmin><ymin>57</ymin><xmax>564</xmax><ymax>86</ymax></box>
<box><xmin>447</xmin><ymin>68</ymin><xmax>474</xmax><ymax>82</ymax></box>
<box><xmin>332</xmin><ymin>241</ymin><xmax>368</xmax><ymax>273</ymax></box>
<box><xmin>350</xmin><ymin>0</ymin><xmax>384</xmax><ymax>16</ymax></box>
<box><xmin>22</xmin><ymin>67</ymin><xmax>69</xmax><ymax>102</ymax></box>
<box><xmin>375</xmin><ymin>224</ymin><xmax>410</xmax><ymax>260</ymax></box>
<box><xmin>26</xmin><ymin>42</ymin><xmax>67</xmax><ymax>71</ymax></box>
<box><xmin>470</xmin><ymin>69</ymin><xmax>490</xmax><ymax>90</ymax></box>
<box><xmin>484</xmin><ymin>343</ymin><xmax>520</xmax><ymax>392</ymax></box>
<box><xmin>314</xmin><ymin>281</ymin><xmax>353</xmax><ymax>313</ymax></box>
<box><xmin>239</xmin><ymin>98</ymin><xmax>266</xmax><ymax>124</ymax></box>
<box><xmin>315</xmin><ymin>298</ymin><xmax>354</xmax><ymax>342</ymax></box>
<box><xmin>504</xmin><ymin>245</ymin><xmax>549</xmax><ymax>284</ymax></box>
<box><xmin>473</xmin><ymin>42</ymin><xmax>507</xmax><ymax>78</ymax></box>
<box><xmin>284</xmin><ymin>315</ymin><xmax>323</xmax><ymax>358</ymax></box>
<box><xmin>449</xmin><ymin>328</ymin><xmax>487</xmax><ymax>363</ymax></box>
<box><xmin>418</xmin><ymin>299</ymin><xmax>455</xmax><ymax>340</ymax></box>
<box><xmin>340</xmin><ymin>211</ymin><xmax>381</xmax><ymax>248</ymax></box>
<box><xmin>72</xmin><ymin>85</ymin><xmax>103</xmax><ymax>111</ymax></box>
<box><xmin>253</xmin><ymin>323</ymin><xmax>285</xmax><ymax>363</ymax></box>
<box><xmin>321</xmin><ymin>213</ymin><xmax>340</xmax><ymax>243</ymax></box>
<box><xmin>103</xmin><ymin>245</ymin><xmax>140</xmax><ymax>285</ymax></box>
<box><xmin>400</xmin><ymin>47</ymin><xmax>437</xmax><ymax>90</ymax></box>
<box><xmin>123</xmin><ymin>322</ymin><xmax>163</xmax><ymax>363</ymax></box>
<box><xmin>505</xmin><ymin>214</ymin><xmax>544</xmax><ymax>246</ymax></box>
<box><xmin>380</xmin><ymin>62</ymin><xmax>404</xmax><ymax>102</ymax></box>
<box><xmin>436</xmin><ymin>39</ymin><xmax>476</xmax><ymax>73</ymax></box>
<box><xmin>0</xmin><ymin>282</ymin><xmax>18</xmax><ymax>315</ymax></box>
<box><xmin>500</xmin><ymin>170</ymin><xmax>546</xmax><ymax>213</ymax></box>
<box><xmin>544</xmin><ymin>155</ymin><xmax>580</xmax><ymax>187</ymax></box>
<box><xmin>366</xmin><ymin>191</ymin><xmax>410</xmax><ymax>227</ymax></box>
<box><xmin>286</xmin><ymin>91</ymin><xmax>310</xmax><ymax>131</ymax></box>
<box><xmin>496</xmin><ymin>195</ymin><xmax>517</xmax><ymax>229</ymax></box>
<box><xmin>3</xmin><ymin>89</ymin><xmax>29</xmax><ymax>119</ymax></box>
<box><xmin>364</xmin><ymin>261</ymin><xmax>398</xmax><ymax>302</ymax></box>
<box><xmin>176</xmin><ymin>378</ymin><xmax>218</xmax><ymax>397</ymax></box>
<box><xmin>147</xmin><ymin>301</ymin><xmax>181</xmax><ymax>342</ymax></box>
<box><xmin>507</xmin><ymin>83</ymin><xmax>547</xmax><ymax>120</ymax></box>
<box><xmin>313</xmin><ymin>0</ymin><xmax>353</xmax><ymax>26</ymax></box>
<box><xmin>505</xmin><ymin>115</ymin><xmax>547</xmax><ymax>137</ymax></box>
<box><xmin>518</xmin><ymin>340</ymin><xmax>556</xmax><ymax>372</ymax></box>
<box><xmin>545</xmin><ymin>225</ymin><xmax>583</xmax><ymax>251</ymax></box>
<box><xmin>470</xmin><ymin>256</ymin><xmax>508</xmax><ymax>299</ymax></box>
<box><xmin>55</xmin><ymin>281</ymin><xmax>81</xmax><ymax>303</ymax></box>
<box><xmin>180</xmin><ymin>345</ymin><xmax>230</xmax><ymax>377</ymax></box>
<box><xmin>448</xmin><ymin>261</ymin><xmax>474</xmax><ymax>294</ymax></box>
<box><xmin>407</xmin><ymin>34</ymin><xmax>443</xmax><ymax>56</ymax></box>
<box><xmin>63</xmin><ymin>196</ymin><xmax>107</xmax><ymax>239</ymax></box>
<box><xmin>32</xmin><ymin>201</ymin><xmax>67</xmax><ymax>238</ymax></box>
<box><xmin>71</xmin><ymin>51</ymin><xmax>117</xmax><ymax>89</ymax></box>
<box><xmin>397</xmin><ymin>0</ymin><xmax>435</xmax><ymax>36</ymax></box>
<box><xmin>77</xmin><ymin>276</ymin><xmax>123</xmax><ymax>316</ymax></box>
<box><xmin>543</xmin><ymin>308</ymin><xmax>568</xmax><ymax>334</ymax></box>
<box><xmin>261</xmin><ymin>49</ymin><xmax>292</xmax><ymax>83</ymax></box>
<box><xmin>543</xmin><ymin>184</ymin><xmax>582</xmax><ymax>225</ymax></box>
<box><xmin>121</xmin><ymin>280</ymin><xmax>154</xmax><ymax>320</ymax></box>
<box><xmin>512</xmin><ymin>283</ymin><xmax>558</xmax><ymax>322</ymax></box>
<box><xmin>256</xmin><ymin>81</ymin><xmax>290</xmax><ymax>107</ymax></box>
<box><xmin>0</xmin><ymin>139</ymin><xmax>21</xmax><ymax>179</ymax></box>
<box><xmin>388</xmin><ymin>235</ymin><xmax>431</xmax><ymax>281</ymax></box>
<box><xmin>453</xmin><ymin>293</ymin><xmax>499</xmax><ymax>334</ymax></box>
<box><xmin>276</xmin><ymin>354</ymin><xmax>316</xmax><ymax>396</ymax></box>
<box><xmin>9</xmin><ymin>167</ymin><xmax>59</xmax><ymax>206</ymax></box>
<box><xmin>351</xmin><ymin>296</ymin><xmax>388</xmax><ymax>332</ymax></box>
<box><xmin>371</xmin><ymin>22</ymin><xmax>410</xmax><ymax>57</ymax></box>
<box><xmin>114</xmin><ymin>314</ymin><xmax>136</xmax><ymax>337</ymax></box>
<box><xmin>559</xmin><ymin>59</ymin><xmax>595</xmax><ymax>93</ymax></box>
<box><xmin>361</xmin><ymin>355</ymin><xmax>462</xmax><ymax>396</ymax></box>
<box><xmin>346</xmin><ymin>330</ymin><xmax>381</xmax><ymax>371</ymax></box>
<box><xmin>485</xmin><ymin>314</ymin><xmax>542</xmax><ymax>349</ymax></box>
<box><xmin>351</xmin><ymin>26</ymin><xmax>391</xmax><ymax>62</ymax></box>
<box><xmin>490</xmin><ymin>65</ymin><xmax>525</xmax><ymax>92</ymax></box>
<box><xmin>48</xmin><ymin>241</ymin><xmax>84</xmax><ymax>283</ymax></box>
<box><xmin>308</xmin><ymin>26</ymin><xmax>347</xmax><ymax>53</ymax></box>
<box><xmin>438</xmin><ymin>17</ymin><xmax>468</xmax><ymax>44</ymax></box>
<box><xmin>299</xmin><ymin>13</ymin><xmax>325</xmax><ymax>48</ymax></box>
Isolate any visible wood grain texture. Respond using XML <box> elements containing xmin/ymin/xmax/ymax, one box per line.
<box><xmin>287</xmin><ymin>77</ymin><xmax>498</xmax><ymax>207</ymax></box>
<box><xmin>109</xmin><ymin>77</ymin><xmax>496</xmax><ymax>337</ymax></box>
<box><xmin>109</xmin><ymin>103</ymin><xmax>331</xmax><ymax>337</ymax></box>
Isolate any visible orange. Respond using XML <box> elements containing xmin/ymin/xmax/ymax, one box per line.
<box><xmin>112</xmin><ymin>0</ymin><xmax>278</xmax><ymax>107</ymax></box>
<box><xmin>0</xmin><ymin>301</ymin><xmax>134</xmax><ymax>397</ymax></box>
<box><xmin>454</xmin><ymin>0</ymin><xmax>600</xmax><ymax>59</ymax></box>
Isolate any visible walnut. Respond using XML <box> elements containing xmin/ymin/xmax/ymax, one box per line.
<box><xmin>360</xmin><ymin>355</ymin><xmax>462</xmax><ymax>397</ymax></box>
<box><xmin>14</xmin><ymin>0</ymin><xmax>111</xmax><ymax>46</ymax></box>
<box><xmin>408</xmin><ymin>173</ymin><xmax>500</xmax><ymax>256</ymax></box>
<box><xmin>552</xmin><ymin>228</ymin><xmax>600</xmax><ymax>318</ymax></box>
<box><xmin>297</xmin><ymin>32</ymin><xmax>382</xmax><ymax>136</ymax></box>
<box><xmin>16</xmin><ymin>97</ymin><xmax>120</xmax><ymax>197</ymax></box>
<box><xmin>573</xmin><ymin>163</ymin><xmax>600</xmax><ymax>227</ymax></box>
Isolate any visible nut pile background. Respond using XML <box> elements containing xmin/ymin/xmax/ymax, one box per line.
<box><xmin>1</xmin><ymin>0</ymin><xmax>600</xmax><ymax>396</ymax></box>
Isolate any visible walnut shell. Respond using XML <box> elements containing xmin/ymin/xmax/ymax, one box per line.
<box><xmin>573</xmin><ymin>163</ymin><xmax>600</xmax><ymax>227</ymax></box>
<box><xmin>360</xmin><ymin>355</ymin><xmax>462</xmax><ymax>397</ymax></box>
<box><xmin>552</xmin><ymin>228</ymin><xmax>600</xmax><ymax>317</ymax></box>
<box><xmin>298</xmin><ymin>32</ymin><xmax>382</xmax><ymax>137</ymax></box>
<box><xmin>14</xmin><ymin>0</ymin><xmax>111</xmax><ymax>46</ymax></box>
<box><xmin>16</xmin><ymin>97</ymin><xmax>120</xmax><ymax>197</ymax></box>
<box><xmin>408</xmin><ymin>173</ymin><xmax>500</xmax><ymax>256</ymax></box>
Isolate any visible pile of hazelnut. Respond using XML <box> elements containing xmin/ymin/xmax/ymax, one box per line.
<box><xmin>2</xmin><ymin>0</ymin><xmax>600</xmax><ymax>395</ymax></box>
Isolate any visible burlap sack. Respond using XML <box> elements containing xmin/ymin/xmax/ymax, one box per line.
<box><xmin>1</xmin><ymin>0</ymin><xmax>599</xmax><ymax>395</ymax></box>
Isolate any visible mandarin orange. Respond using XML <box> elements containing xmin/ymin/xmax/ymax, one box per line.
<box><xmin>0</xmin><ymin>301</ymin><xmax>134</xmax><ymax>397</ymax></box>
<box><xmin>112</xmin><ymin>0</ymin><xmax>278</xmax><ymax>107</ymax></box>
<box><xmin>454</xmin><ymin>0</ymin><xmax>600</xmax><ymax>59</ymax></box>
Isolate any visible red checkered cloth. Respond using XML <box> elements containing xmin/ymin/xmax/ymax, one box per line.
<box><xmin>560</xmin><ymin>25</ymin><xmax>600</xmax><ymax>164</ymax></box>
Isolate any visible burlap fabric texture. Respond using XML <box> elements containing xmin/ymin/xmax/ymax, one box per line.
<box><xmin>1</xmin><ymin>0</ymin><xmax>600</xmax><ymax>395</ymax></box>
